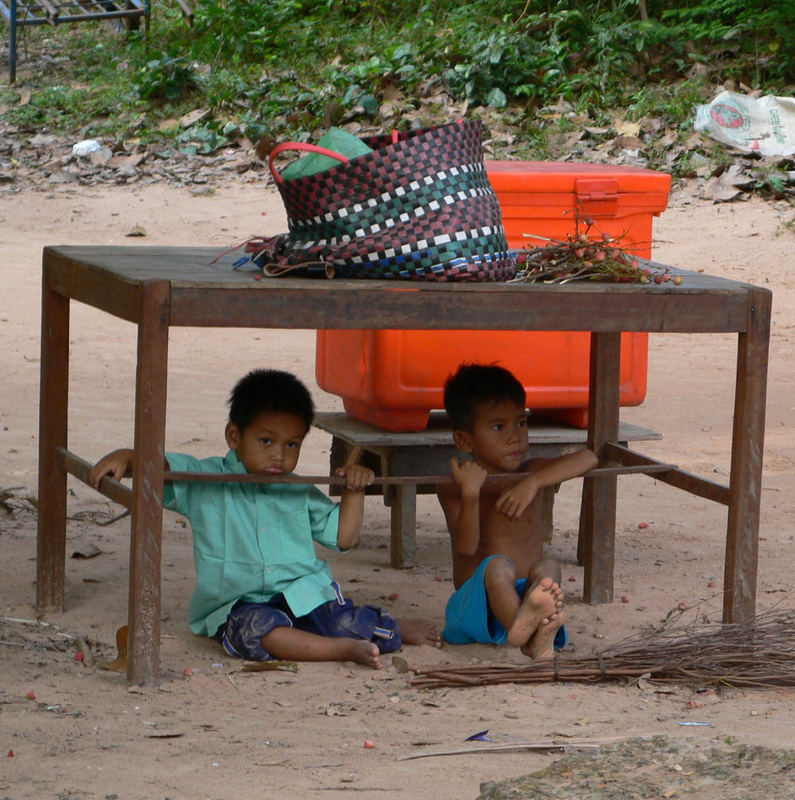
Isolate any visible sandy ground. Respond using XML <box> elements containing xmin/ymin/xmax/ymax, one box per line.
<box><xmin>0</xmin><ymin>176</ymin><xmax>793</xmax><ymax>800</ymax></box>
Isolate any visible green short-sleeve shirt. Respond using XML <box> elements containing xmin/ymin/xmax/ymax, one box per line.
<box><xmin>163</xmin><ymin>450</ymin><xmax>341</xmax><ymax>637</ymax></box>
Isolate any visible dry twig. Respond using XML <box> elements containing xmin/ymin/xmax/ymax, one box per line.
<box><xmin>511</xmin><ymin>214</ymin><xmax>680</xmax><ymax>285</ymax></box>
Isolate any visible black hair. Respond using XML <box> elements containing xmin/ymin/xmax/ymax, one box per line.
<box><xmin>443</xmin><ymin>363</ymin><xmax>526</xmax><ymax>431</ymax></box>
<box><xmin>228</xmin><ymin>369</ymin><xmax>315</xmax><ymax>432</ymax></box>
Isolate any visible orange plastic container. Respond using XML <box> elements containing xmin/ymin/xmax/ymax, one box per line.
<box><xmin>316</xmin><ymin>161</ymin><xmax>671</xmax><ymax>431</ymax></box>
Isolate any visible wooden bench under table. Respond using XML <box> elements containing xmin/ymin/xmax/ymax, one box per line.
<box><xmin>314</xmin><ymin>411</ymin><xmax>661</xmax><ymax>569</ymax></box>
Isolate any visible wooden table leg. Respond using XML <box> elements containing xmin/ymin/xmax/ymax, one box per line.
<box><xmin>390</xmin><ymin>483</ymin><xmax>417</xmax><ymax>569</ymax></box>
<box><xmin>36</xmin><ymin>268</ymin><xmax>70</xmax><ymax>611</ymax></box>
<box><xmin>581</xmin><ymin>331</ymin><xmax>621</xmax><ymax>604</ymax></box>
<box><xmin>127</xmin><ymin>280</ymin><xmax>170</xmax><ymax>686</ymax></box>
<box><xmin>723</xmin><ymin>287</ymin><xmax>771</xmax><ymax>623</ymax></box>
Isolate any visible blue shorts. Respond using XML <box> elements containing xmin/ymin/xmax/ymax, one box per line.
<box><xmin>444</xmin><ymin>555</ymin><xmax>567</xmax><ymax>649</ymax></box>
<box><xmin>216</xmin><ymin>582</ymin><xmax>402</xmax><ymax>661</ymax></box>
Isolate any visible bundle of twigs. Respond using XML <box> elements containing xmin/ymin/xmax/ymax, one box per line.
<box><xmin>510</xmin><ymin>218</ymin><xmax>680</xmax><ymax>285</ymax></box>
<box><xmin>411</xmin><ymin>608</ymin><xmax>795</xmax><ymax>690</ymax></box>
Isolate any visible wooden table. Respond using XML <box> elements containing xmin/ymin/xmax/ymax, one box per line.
<box><xmin>314</xmin><ymin>411</ymin><xmax>661</xmax><ymax>569</ymax></box>
<box><xmin>36</xmin><ymin>245</ymin><xmax>771</xmax><ymax>686</ymax></box>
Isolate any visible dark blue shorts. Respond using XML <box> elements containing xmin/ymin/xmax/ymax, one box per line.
<box><xmin>216</xmin><ymin>582</ymin><xmax>402</xmax><ymax>661</ymax></box>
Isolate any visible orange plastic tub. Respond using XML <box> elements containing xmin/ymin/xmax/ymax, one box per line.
<box><xmin>316</xmin><ymin>161</ymin><xmax>672</xmax><ymax>431</ymax></box>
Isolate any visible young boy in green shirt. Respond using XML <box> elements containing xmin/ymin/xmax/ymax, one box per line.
<box><xmin>90</xmin><ymin>368</ymin><xmax>439</xmax><ymax>668</ymax></box>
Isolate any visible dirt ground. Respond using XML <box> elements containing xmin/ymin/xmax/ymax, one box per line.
<box><xmin>0</xmin><ymin>175</ymin><xmax>793</xmax><ymax>800</ymax></box>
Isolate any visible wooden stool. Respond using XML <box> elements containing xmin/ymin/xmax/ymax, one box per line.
<box><xmin>314</xmin><ymin>412</ymin><xmax>661</xmax><ymax>568</ymax></box>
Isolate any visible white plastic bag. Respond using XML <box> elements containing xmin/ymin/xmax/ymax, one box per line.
<box><xmin>72</xmin><ymin>139</ymin><xmax>102</xmax><ymax>157</ymax></box>
<box><xmin>694</xmin><ymin>91</ymin><xmax>795</xmax><ymax>156</ymax></box>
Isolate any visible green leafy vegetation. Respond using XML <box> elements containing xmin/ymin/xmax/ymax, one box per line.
<box><xmin>2</xmin><ymin>0</ymin><xmax>793</xmax><ymax>176</ymax></box>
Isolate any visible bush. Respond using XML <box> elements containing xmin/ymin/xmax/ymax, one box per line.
<box><xmin>3</xmin><ymin>0</ymin><xmax>793</xmax><ymax>147</ymax></box>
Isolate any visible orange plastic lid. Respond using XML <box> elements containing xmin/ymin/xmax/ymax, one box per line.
<box><xmin>486</xmin><ymin>160</ymin><xmax>671</xmax><ymax>211</ymax></box>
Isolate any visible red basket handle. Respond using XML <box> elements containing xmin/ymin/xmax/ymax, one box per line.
<box><xmin>269</xmin><ymin>142</ymin><xmax>350</xmax><ymax>185</ymax></box>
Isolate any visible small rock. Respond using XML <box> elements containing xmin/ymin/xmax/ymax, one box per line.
<box><xmin>30</xmin><ymin>133</ymin><xmax>59</xmax><ymax>148</ymax></box>
<box><xmin>89</xmin><ymin>146</ymin><xmax>114</xmax><ymax>165</ymax></box>
<box><xmin>47</xmin><ymin>169</ymin><xmax>78</xmax><ymax>184</ymax></box>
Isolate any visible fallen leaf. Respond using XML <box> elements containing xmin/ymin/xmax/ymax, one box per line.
<box><xmin>612</xmin><ymin>134</ymin><xmax>644</xmax><ymax>151</ymax></box>
<box><xmin>102</xmin><ymin>625</ymin><xmax>128</xmax><ymax>672</ymax></box>
<box><xmin>254</xmin><ymin>135</ymin><xmax>277</xmax><ymax>161</ymax></box>
<box><xmin>704</xmin><ymin>181</ymin><xmax>743</xmax><ymax>203</ymax></box>
<box><xmin>108</xmin><ymin>153</ymin><xmax>147</xmax><ymax>170</ymax></box>
<box><xmin>179</xmin><ymin>108</ymin><xmax>210</xmax><ymax>129</ymax></box>
<box><xmin>125</xmin><ymin>224</ymin><xmax>147</xmax><ymax>237</ymax></box>
<box><xmin>564</xmin><ymin>130</ymin><xmax>585</xmax><ymax>148</ymax></box>
<box><xmin>391</xmin><ymin>655</ymin><xmax>409</xmax><ymax>674</ymax></box>
<box><xmin>613</xmin><ymin>118</ymin><xmax>641</xmax><ymax>137</ymax></box>
<box><xmin>718</xmin><ymin>163</ymin><xmax>756</xmax><ymax>188</ymax></box>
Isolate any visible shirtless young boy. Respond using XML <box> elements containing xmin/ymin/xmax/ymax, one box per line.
<box><xmin>436</xmin><ymin>364</ymin><xmax>598</xmax><ymax>659</ymax></box>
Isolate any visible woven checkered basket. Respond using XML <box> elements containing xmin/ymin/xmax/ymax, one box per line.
<box><xmin>246</xmin><ymin>120</ymin><xmax>516</xmax><ymax>281</ymax></box>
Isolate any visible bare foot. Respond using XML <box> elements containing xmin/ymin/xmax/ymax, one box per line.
<box><xmin>506</xmin><ymin>577</ymin><xmax>558</xmax><ymax>647</ymax></box>
<box><xmin>397</xmin><ymin>618</ymin><xmax>443</xmax><ymax>648</ymax></box>
<box><xmin>344</xmin><ymin>640</ymin><xmax>382</xmax><ymax>669</ymax></box>
<box><xmin>522</xmin><ymin>609</ymin><xmax>566</xmax><ymax>661</ymax></box>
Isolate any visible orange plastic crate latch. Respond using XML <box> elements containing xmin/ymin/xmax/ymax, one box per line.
<box><xmin>574</xmin><ymin>178</ymin><xmax>619</xmax><ymax>215</ymax></box>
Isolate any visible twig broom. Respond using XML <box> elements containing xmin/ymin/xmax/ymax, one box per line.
<box><xmin>411</xmin><ymin>607</ymin><xmax>795</xmax><ymax>690</ymax></box>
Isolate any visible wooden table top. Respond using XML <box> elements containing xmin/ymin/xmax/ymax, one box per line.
<box><xmin>43</xmin><ymin>245</ymin><xmax>767</xmax><ymax>333</ymax></box>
